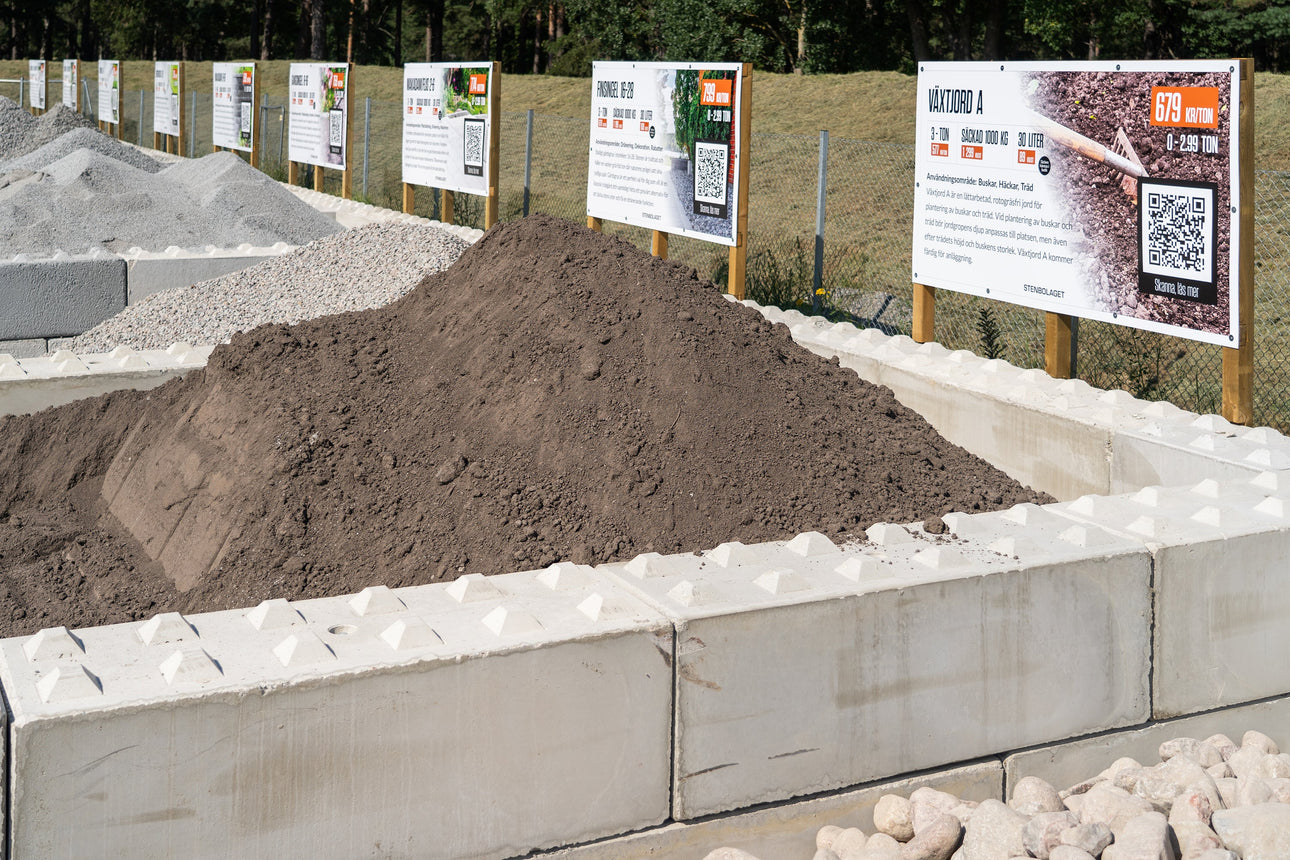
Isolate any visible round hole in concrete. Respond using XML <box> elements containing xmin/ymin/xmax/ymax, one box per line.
<box><xmin>328</xmin><ymin>624</ymin><xmax>357</xmax><ymax>636</ymax></box>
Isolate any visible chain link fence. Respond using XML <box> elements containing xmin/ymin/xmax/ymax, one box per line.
<box><xmin>8</xmin><ymin>80</ymin><xmax>1290</xmax><ymax>430</ymax></box>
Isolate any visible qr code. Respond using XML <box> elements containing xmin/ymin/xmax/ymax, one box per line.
<box><xmin>463</xmin><ymin>118</ymin><xmax>485</xmax><ymax>175</ymax></box>
<box><xmin>693</xmin><ymin>140</ymin><xmax>729</xmax><ymax>205</ymax></box>
<box><xmin>1140</xmin><ymin>180</ymin><xmax>1215</xmax><ymax>282</ymax></box>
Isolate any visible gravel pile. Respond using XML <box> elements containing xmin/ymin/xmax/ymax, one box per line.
<box><xmin>0</xmin><ymin>149</ymin><xmax>342</xmax><ymax>257</ymax></box>
<box><xmin>0</xmin><ymin>97</ymin><xmax>97</xmax><ymax>161</ymax></box>
<box><xmin>67</xmin><ymin>221</ymin><xmax>470</xmax><ymax>352</ymax></box>
<box><xmin>2</xmin><ymin>126</ymin><xmax>163</xmax><ymax>173</ymax></box>
<box><xmin>707</xmin><ymin>730</ymin><xmax>1290</xmax><ymax>859</ymax></box>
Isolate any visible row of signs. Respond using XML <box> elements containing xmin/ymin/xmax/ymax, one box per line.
<box><xmin>30</xmin><ymin>58</ymin><xmax>1240</xmax><ymax>346</ymax></box>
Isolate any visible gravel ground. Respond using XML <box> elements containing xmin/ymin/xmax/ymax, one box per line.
<box><xmin>67</xmin><ymin>222</ymin><xmax>471</xmax><ymax>353</ymax></box>
<box><xmin>708</xmin><ymin>729</ymin><xmax>1289</xmax><ymax>860</ymax></box>
<box><xmin>2</xmin><ymin>126</ymin><xmax>164</xmax><ymax>174</ymax></box>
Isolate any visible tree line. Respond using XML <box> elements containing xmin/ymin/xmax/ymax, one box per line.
<box><xmin>8</xmin><ymin>0</ymin><xmax>1290</xmax><ymax>74</ymax></box>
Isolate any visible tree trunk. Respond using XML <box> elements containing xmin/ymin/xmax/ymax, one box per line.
<box><xmin>347</xmin><ymin>0</ymin><xmax>355</xmax><ymax>62</ymax></box>
<box><xmin>251</xmin><ymin>0</ymin><xmax>262</xmax><ymax>60</ymax></box>
<box><xmin>533</xmin><ymin>8</ymin><xmax>542</xmax><ymax>73</ymax></box>
<box><xmin>262</xmin><ymin>0</ymin><xmax>274</xmax><ymax>60</ymax></box>
<box><xmin>982</xmin><ymin>0</ymin><xmax>1004</xmax><ymax>60</ymax></box>
<box><xmin>298</xmin><ymin>0</ymin><xmax>311</xmax><ymax>58</ymax></box>
<box><xmin>426</xmin><ymin>0</ymin><xmax>444</xmax><ymax>62</ymax></box>
<box><xmin>796</xmin><ymin>1</ymin><xmax>806</xmax><ymax>72</ymax></box>
<box><xmin>312</xmin><ymin>0</ymin><xmax>327</xmax><ymax>59</ymax></box>
<box><xmin>394</xmin><ymin>0</ymin><xmax>402</xmax><ymax>66</ymax></box>
<box><xmin>906</xmin><ymin>0</ymin><xmax>931</xmax><ymax>62</ymax></box>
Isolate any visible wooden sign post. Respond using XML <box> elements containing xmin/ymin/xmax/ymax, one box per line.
<box><xmin>1222</xmin><ymin>57</ymin><xmax>1255</xmax><ymax>425</ymax></box>
<box><xmin>401</xmin><ymin>62</ymin><xmax>501</xmax><ymax>228</ymax></box>
<box><xmin>912</xmin><ymin>283</ymin><xmax>935</xmax><ymax>344</ymax></box>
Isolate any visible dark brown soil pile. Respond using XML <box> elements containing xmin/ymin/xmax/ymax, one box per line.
<box><xmin>0</xmin><ymin>215</ymin><xmax>1049</xmax><ymax>637</ymax></box>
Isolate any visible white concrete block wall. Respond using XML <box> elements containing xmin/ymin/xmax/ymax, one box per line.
<box><xmin>0</xmin><ymin>567</ymin><xmax>673</xmax><ymax>859</ymax></box>
<box><xmin>121</xmin><ymin>243</ymin><xmax>298</xmax><ymax>303</ymax></box>
<box><xmin>0</xmin><ymin>344</ymin><xmax>212</xmax><ymax>417</ymax></box>
<box><xmin>1050</xmin><ymin>473</ymin><xmax>1290</xmax><ymax>719</ymax></box>
<box><xmin>599</xmin><ymin>519</ymin><xmax>1150</xmax><ymax>820</ymax></box>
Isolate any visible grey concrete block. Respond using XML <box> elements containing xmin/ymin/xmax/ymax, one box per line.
<box><xmin>0</xmin><ymin>256</ymin><xmax>126</xmax><ymax>339</ymax></box>
<box><xmin>0</xmin><ymin>338</ymin><xmax>48</xmax><ymax>358</ymax></box>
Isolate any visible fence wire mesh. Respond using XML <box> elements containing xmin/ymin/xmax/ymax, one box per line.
<box><xmin>8</xmin><ymin>83</ymin><xmax>1290</xmax><ymax>429</ymax></box>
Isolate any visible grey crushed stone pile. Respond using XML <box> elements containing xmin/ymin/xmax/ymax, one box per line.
<box><xmin>67</xmin><ymin>222</ymin><xmax>470</xmax><ymax>353</ymax></box>
<box><xmin>2</xmin><ymin>126</ymin><xmax>165</xmax><ymax>174</ymax></box>
<box><xmin>0</xmin><ymin>148</ymin><xmax>343</xmax><ymax>257</ymax></box>
<box><xmin>0</xmin><ymin>97</ymin><xmax>96</xmax><ymax>161</ymax></box>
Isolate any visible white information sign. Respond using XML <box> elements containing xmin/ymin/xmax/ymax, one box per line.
<box><xmin>401</xmin><ymin>62</ymin><xmax>493</xmax><ymax>195</ymax></box>
<box><xmin>153</xmin><ymin>62</ymin><xmax>180</xmax><ymax>136</ymax></box>
<box><xmin>28</xmin><ymin>60</ymin><xmax>45</xmax><ymax>110</ymax></box>
<box><xmin>97</xmin><ymin>59</ymin><xmax>119</xmax><ymax>125</ymax></box>
<box><xmin>62</xmin><ymin>59</ymin><xmax>78</xmax><ymax>109</ymax></box>
<box><xmin>288</xmin><ymin>62</ymin><xmax>348</xmax><ymax>169</ymax></box>
<box><xmin>912</xmin><ymin>61</ymin><xmax>1241</xmax><ymax>347</ymax></box>
<box><xmin>587</xmin><ymin>61</ymin><xmax>744</xmax><ymax>246</ymax></box>
<box><xmin>212</xmin><ymin>62</ymin><xmax>255</xmax><ymax>152</ymax></box>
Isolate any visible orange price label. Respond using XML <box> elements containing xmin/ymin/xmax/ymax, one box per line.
<box><xmin>469</xmin><ymin>74</ymin><xmax>488</xmax><ymax>95</ymax></box>
<box><xmin>961</xmin><ymin>144</ymin><xmax>983</xmax><ymax>160</ymax></box>
<box><xmin>612</xmin><ymin>119</ymin><xmax>623</xmax><ymax>129</ymax></box>
<box><xmin>597</xmin><ymin>117</ymin><xmax>607</xmax><ymax>128</ymax></box>
<box><xmin>1149</xmin><ymin>86</ymin><xmax>1220</xmax><ymax>129</ymax></box>
<box><xmin>930</xmin><ymin>142</ymin><xmax>949</xmax><ymax>157</ymax></box>
<box><xmin>639</xmin><ymin>121</ymin><xmax>650</xmax><ymax>132</ymax></box>
<box><xmin>1017</xmin><ymin>149</ymin><xmax>1036</xmax><ymax>164</ymax></box>
<box><xmin>699</xmin><ymin>78</ymin><xmax>733</xmax><ymax>107</ymax></box>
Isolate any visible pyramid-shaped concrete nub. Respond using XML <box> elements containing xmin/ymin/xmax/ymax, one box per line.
<box><xmin>624</xmin><ymin>552</ymin><xmax>667</xmax><ymax>578</ymax></box>
<box><xmin>1252</xmin><ymin>471</ymin><xmax>1290</xmax><ymax>493</ymax></box>
<box><xmin>835</xmin><ymin>556</ymin><xmax>884</xmax><ymax>582</ymax></box>
<box><xmin>666</xmin><ymin>579</ymin><xmax>721</xmax><ymax>607</ymax></box>
<box><xmin>138</xmin><ymin>612</ymin><xmax>198</xmax><ymax>646</ymax></box>
<box><xmin>445</xmin><ymin>573</ymin><xmax>504</xmax><ymax>603</ymax></box>
<box><xmin>23</xmin><ymin>626</ymin><xmax>85</xmax><ymax>662</ymax></box>
<box><xmin>1190</xmin><ymin>478</ymin><xmax>1223</xmax><ymax>498</ymax></box>
<box><xmin>481</xmin><ymin>606</ymin><xmax>543</xmax><ymax>637</ymax></box>
<box><xmin>536</xmin><ymin>562</ymin><xmax>594</xmax><ymax>591</ymax></box>
<box><xmin>912</xmin><ymin>546</ymin><xmax>969</xmax><ymax>571</ymax></box>
<box><xmin>753</xmin><ymin>569</ymin><xmax>812</xmax><ymax>595</ymax></box>
<box><xmin>1255</xmin><ymin>496</ymin><xmax>1290</xmax><ymax>519</ymax></box>
<box><xmin>379</xmin><ymin>617</ymin><xmax>443</xmax><ymax>651</ymax></box>
<box><xmin>0</xmin><ymin>361</ymin><xmax>25</xmax><ymax>380</ymax></box>
<box><xmin>246</xmin><ymin>598</ymin><xmax>304</xmax><ymax>630</ymax></box>
<box><xmin>1132</xmin><ymin>487</ymin><xmax>1166</xmax><ymax>508</ymax></box>
<box><xmin>36</xmin><ymin>664</ymin><xmax>102</xmax><ymax>703</ymax></box>
<box><xmin>1192</xmin><ymin>414</ymin><xmax>1237</xmax><ymax>434</ymax></box>
<box><xmin>160</xmin><ymin>648</ymin><xmax>223</xmax><ymax>685</ymax></box>
<box><xmin>114</xmin><ymin>353</ymin><xmax>149</xmax><ymax>370</ymax></box>
<box><xmin>1190</xmin><ymin>506</ymin><xmax>1225</xmax><ymax>528</ymax></box>
<box><xmin>939</xmin><ymin>512</ymin><xmax>975</xmax><ymax>535</ymax></box>
<box><xmin>166</xmin><ymin>342</ymin><xmax>194</xmax><ymax>358</ymax></box>
<box><xmin>865</xmin><ymin>523</ymin><xmax>914</xmax><ymax>545</ymax></box>
<box><xmin>1002</xmin><ymin>503</ymin><xmax>1046</xmax><ymax>525</ymax></box>
<box><xmin>711</xmin><ymin>542</ymin><xmax>757</xmax><ymax>568</ymax></box>
<box><xmin>1066</xmin><ymin>495</ymin><xmax>1102</xmax><ymax>517</ymax></box>
<box><xmin>348</xmin><ymin>585</ymin><xmax>407</xmax><ymax>617</ymax></box>
<box><xmin>108</xmin><ymin>346</ymin><xmax>136</xmax><ymax>359</ymax></box>
<box><xmin>1127</xmin><ymin>515</ymin><xmax>1168</xmax><ymax>538</ymax></box>
<box><xmin>1242</xmin><ymin>427</ymin><xmax>1282</xmax><ymax>445</ymax></box>
<box><xmin>785</xmin><ymin>531</ymin><xmax>837</xmax><ymax>558</ymax></box>
<box><xmin>273</xmin><ymin>630</ymin><xmax>336</xmax><ymax>667</ymax></box>
<box><xmin>1057</xmin><ymin>524</ymin><xmax>1117</xmax><ymax>549</ymax></box>
<box><xmin>577</xmin><ymin>592</ymin><xmax>630</xmax><ymax>622</ymax></box>
<box><xmin>1189</xmin><ymin>435</ymin><xmax>1219</xmax><ymax>451</ymax></box>
<box><xmin>1245</xmin><ymin>448</ymin><xmax>1290</xmax><ymax>469</ymax></box>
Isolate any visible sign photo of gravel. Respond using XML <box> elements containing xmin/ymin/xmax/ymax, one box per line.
<box><xmin>913</xmin><ymin>61</ymin><xmax>1241</xmax><ymax>348</ymax></box>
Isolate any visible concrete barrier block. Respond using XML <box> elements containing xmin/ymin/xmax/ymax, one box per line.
<box><xmin>0</xmin><ymin>565</ymin><xmax>673</xmax><ymax>859</ymax></box>
<box><xmin>541</xmin><ymin>759</ymin><xmax>1002</xmax><ymax>860</ymax></box>
<box><xmin>1053</xmin><ymin>477</ymin><xmax>1290</xmax><ymax>718</ymax></box>
<box><xmin>1004</xmin><ymin>694</ymin><xmax>1290</xmax><ymax>793</ymax></box>
<box><xmin>0</xmin><ymin>339</ymin><xmax>48</xmax><ymax>359</ymax></box>
<box><xmin>603</xmin><ymin>521</ymin><xmax>1149</xmax><ymax>820</ymax></box>
<box><xmin>122</xmin><ymin>245</ymin><xmax>297</xmax><ymax>303</ymax></box>
<box><xmin>0</xmin><ymin>345</ymin><xmax>217</xmax><ymax>416</ymax></box>
<box><xmin>1112</xmin><ymin>419</ymin><xmax>1290</xmax><ymax>492</ymax></box>
<box><xmin>0</xmin><ymin>255</ymin><xmax>126</xmax><ymax>340</ymax></box>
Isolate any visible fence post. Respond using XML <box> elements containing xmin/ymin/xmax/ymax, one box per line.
<box><xmin>138</xmin><ymin>90</ymin><xmax>144</xmax><ymax>147</ymax></box>
<box><xmin>813</xmin><ymin>129</ymin><xmax>829</xmax><ymax>315</ymax></box>
<box><xmin>18</xmin><ymin>78</ymin><xmax>23</xmax><ymax>110</ymax></box>
<box><xmin>523</xmin><ymin>109</ymin><xmax>533</xmax><ymax>217</ymax></box>
<box><xmin>363</xmin><ymin>96</ymin><xmax>371</xmax><ymax>201</ymax></box>
<box><xmin>188</xmin><ymin>91</ymin><xmax>196</xmax><ymax>158</ymax></box>
<box><xmin>82</xmin><ymin>80</ymin><xmax>92</xmax><ymax>119</ymax></box>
